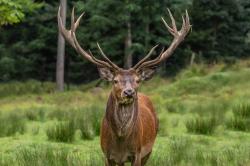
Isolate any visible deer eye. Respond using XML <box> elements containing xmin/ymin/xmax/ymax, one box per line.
<box><xmin>114</xmin><ymin>80</ymin><xmax>118</xmax><ymax>84</ymax></box>
<box><xmin>136</xmin><ymin>79</ymin><xmax>140</xmax><ymax>84</ymax></box>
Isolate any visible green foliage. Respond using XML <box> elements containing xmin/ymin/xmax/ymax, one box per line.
<box><xmin>0</xmin><ymin>0</ymin><xmax>42</xmax><ymax>25</ymax></box>
<box><xmin>186</xmin><ymin>116</ymin><xmax>218</xmax><ymax>135</ymax></box>
<box><xmin>190</xmin><ymin>0</ymin><xmax>250</xmax><ymax>61</ymax></box>
<box><xmin>1</xmin><ymin>0</ymin><xmax>250</xmax><ymax>82</ymax></box>
<box><xmin>0</xmin><ymin>110</ymin><xmax>26</xmax><ymax>137</ymax></box>
<box><xmin>0</xmin><ymin>56</ymin><xmax>15</xmax><ymax>81</ymax></box>
<box><xmin>0</xmin><ymin>0</ymin><xmax>191</xmax><ymax>82</ymax></box>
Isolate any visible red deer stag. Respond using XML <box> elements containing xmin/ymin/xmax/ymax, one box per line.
<box><xmin>58</xmin><ymin>6</ymin><xmax>191</xmax><ymax>166</ymax></box>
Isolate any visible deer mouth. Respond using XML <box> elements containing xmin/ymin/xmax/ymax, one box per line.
<box><xmin>119</xmin><ymin>96</ymin><xmax>135</xmax><ymax>105</ymax></box>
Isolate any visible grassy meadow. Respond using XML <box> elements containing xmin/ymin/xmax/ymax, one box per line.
<box><xmin>1</xmin><ymin>60</ymin><xmax>250</xmax><ymax>166</ymax></box>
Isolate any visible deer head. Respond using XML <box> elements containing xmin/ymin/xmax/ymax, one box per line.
<box><xmin>58</xmin><ymin>7</ymin><xmax>191</xmax><ymax>105</ymax></box>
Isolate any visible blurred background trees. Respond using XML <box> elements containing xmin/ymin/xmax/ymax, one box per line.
<box><xmin>0</xmin><ymin>0</ymin><xmax>249</xmax><ymax>84</ymax></box>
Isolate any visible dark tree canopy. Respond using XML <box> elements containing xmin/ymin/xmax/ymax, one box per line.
<box><xmin>0</xmin><ymin>0</ymin><xmax>249</xmax><ymax>83</ymax></box>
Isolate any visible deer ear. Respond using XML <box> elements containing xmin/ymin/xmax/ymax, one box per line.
<box><xmin>98</xmin><ymin>67</ymin><xmax>114</xmax><ymax>81</ymax></box>
<box><xmin>138</xmin><ymin>68</ymin><xmax>156</xmax><ymax>81</ymax></box>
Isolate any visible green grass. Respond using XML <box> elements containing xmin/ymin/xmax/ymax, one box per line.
<box><xmin>1</xmin><ymin>60</ymin><xmax>250</xmax><ymax>165</ymax></box>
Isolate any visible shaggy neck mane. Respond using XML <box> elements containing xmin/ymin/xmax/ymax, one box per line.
<box><xmin>106</xmin><ymin>93</ymin><xmax>138</xmax><ymax>138</ymax></box>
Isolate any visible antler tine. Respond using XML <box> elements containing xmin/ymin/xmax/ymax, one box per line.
<box><xmin>161</xmin><ymin>17</ymin><xmax>175</xmax><ymax>36</ymax></box>
<box><xmin>70</xmin><ymin>7</ymin><xmax>85</xmax><ymax>35</ymax></box>
<box><xmin>167</xmin><ymin>8</ymin><xmax>177</xmax><ymax>32</ymax></box>
<box><xmin>76</xmin><ymin>13</ymin><xmax>85</xmax><ymax>28</ymax></box>
<box><xmin>88</xmin><ymin>49</ymin><xmax>112</xmax><ymax>67</ymax></box>
<box><xmin>135</xmin><ymin>47</ymin><xmax>165</xmax><ymax>71</ymax></box>
<box><xmin>69</xmin><ymin>8</ymin><xmax>108</xmax><ymax>66</ymax></box>
<box><xmin>58</xmin><ymin>6</ymin><xmax>76</xmax><ymax>49</ymax></box>
<box><xmin>185</xmin><ymin>10</ymin><xmax>190</xmax><ymax>28</ymax></box>
<box><xmin>97</xmin><ymin>43</ymin><xmax>120</xmax><ymax>70</ymax></box>
<box><xmin>133</xmin><ymin>9</ymin><xmax>191</xmax><ymax>72</ymax></box>
<box><xmin>71</xmin><ymin>7</ymin><xmax>75</xmax><ymax>31</ymax></box>
<box><xmin>133</xmin><ymin>45</ymin><xmax>159</xmax><ymax>70</ymax></box>
<box><xmin>181</xmin><ymin>15</ymin><xmax>186</xmax><ymax>32</ymax></box>
<box><xmin>58</xmin><ymin>5</ymin><xmax>118</xmax><ymax>70</ymax></box>
<box><xmin>70</xmin><ymin>27</ymin><xmax>112</xmax><ymax>68</ymax></box>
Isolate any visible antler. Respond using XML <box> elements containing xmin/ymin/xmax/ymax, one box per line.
<box><xmin>133</xmin><ymin>9</ymin><xmax>191</xmax><ymax>71</ymax></box>
<box><xmin>58</xmin><ymin>6</ymin><xmax>120</xmax><ymax>70</ymax></box>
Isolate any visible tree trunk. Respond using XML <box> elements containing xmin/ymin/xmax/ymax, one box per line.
<box><xmin>124</xmin><ymin>17</ymin><xmax>133</xmax><ymax>69</ymax></box>
<box><xmin>56</xmin><ymin>0</ymin><xmax>67</xmax><ymax>91</ymax></box>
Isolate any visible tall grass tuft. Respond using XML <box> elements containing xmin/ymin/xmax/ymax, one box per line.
<box><xmin>185</xmin><ymin>116</ymin><xmax>217</xmax><ymax>135</ymax></box>
<box><xmin>0</xmin><ymin>110</ymin><xmax>26</xmax><ymax>137</ymax></box>
<box><xmin>0</xmin><ymin>80</ymin><xmax>55</xmax><ymax>98</ymax></box>
<box><xmin>24</xmin><ymin>107</ymin><xmax>45</xmax><ymax>121</ymax></box>
<box><xmin>148</xmin><ymin>139</ymin><xmax>250</xmax><ymax>166</ymax></box>
<box><xmin>46</xmin><ymin>105</ymin><xmax>103</xmax><ymax>141</ymax></box>
<box><xmin>167</xmin><ymin>136</ymin><xmax>191</xmax><ymax>165</ymax></box>
<box><xmin>13</xmin><ymin>143</ymin><xmax>104</xmax><ymax>166</ymax></box>
<box><xmin>46</xmin><ymin>108</ymin><xmax>68</xmax><ymax>121</ymax></box>
<box><xmin>67</xmin><ymin>149</ymin><xmax>104</xmax><ymax>166</ymax></box>
<box><xmin>70</xmin><ymin>105</ymin><xmax>103</xmax><ymax>140</ymax></box>
<box><xmin>15</xmin><ymin>144</ymin><xmax>69</xmax><ymax>166</ymax></box>
<box><xmin>232</xmin><ymin>103</ymin><xmax>250</xmax><ymax>118</ymax></box>
<box><xmin>226</xmin><ymin>103</ymin><xmax>250</xmax><ymax>131</ymax></box>
<box><xmin>46</xmin><ymin>121</ymin><xmax>75</xmax><ymax>142</ymax></box>
<box><xmin>0</xmin><ymin>153</ymin><xmax>15</xmax><ymax>166</ymax></box>
<box><xmin>148</xmin><ymin>136</ymin><xmax>191</xmax><ymax>166</ymax></box>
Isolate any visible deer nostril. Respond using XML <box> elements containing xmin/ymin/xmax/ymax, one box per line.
<box><xmin>124</xmin><ymin>89</ymin><xmax>135</xmax><ymax>97</ymax></box>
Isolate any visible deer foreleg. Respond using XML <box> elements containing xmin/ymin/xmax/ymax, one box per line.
<box><xmin>131</xmin><ymin>153</ymin><xmax>141</xmax><ymax>166</ymax></box>
<box><xmin>105</xmin><ymin>158</ymin><xmax>116</xmax><ymax>166</ymax></box>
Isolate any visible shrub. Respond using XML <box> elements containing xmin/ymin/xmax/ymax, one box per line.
<box><xmin>0</xmin><ymin>110</ymin><xmax>26</xmax><ymax>137</ymax></box>
<box><xmin>185</xmin><ymin>116</ymin><xmax>217</xmax><ymax>135</ymax></box>
<box><xmin>46</xmin><ymin>121</ymin><xmax>75</xmax><ymax>142</ymax></box>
